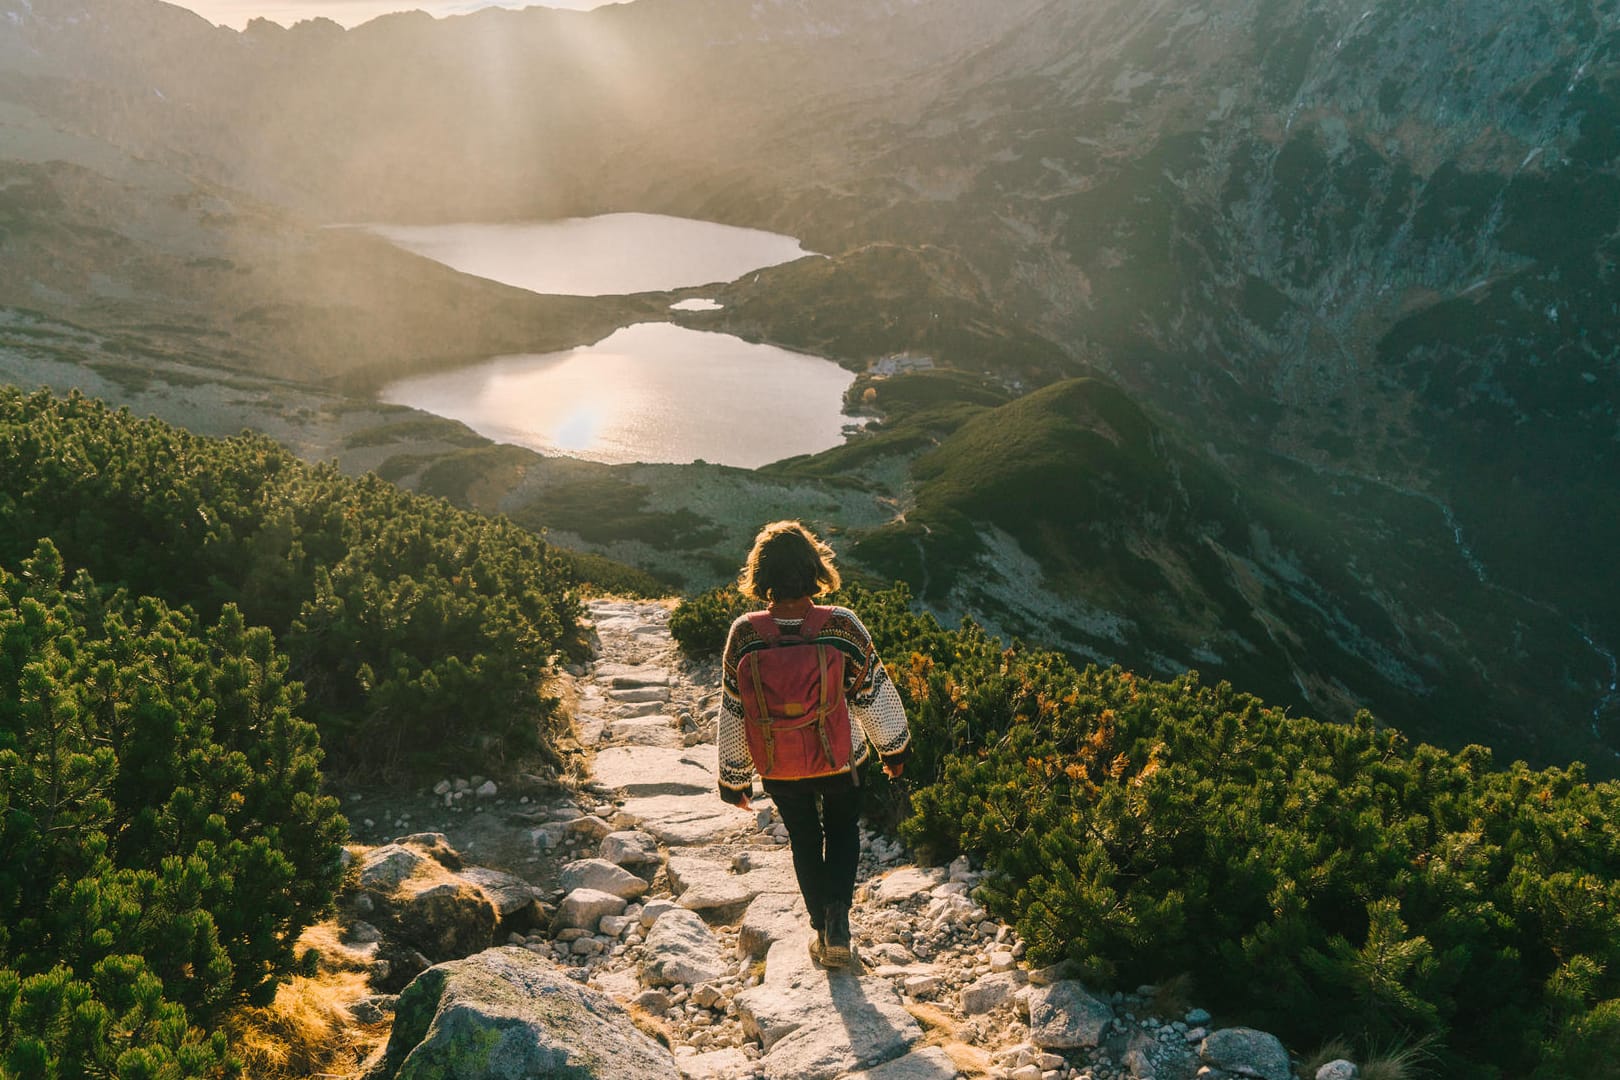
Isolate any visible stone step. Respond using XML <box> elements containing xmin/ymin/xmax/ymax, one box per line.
<box><xmin>735</xmin><ymin>935</ymin><xmax>924</xmax><ymax>1080</ymax></box>
<box><xmin>591</xmin><ymin>746</ymin><xmax>714</xmax><ymax>796</ymax></box>
<box><xmin>607</xmin><ymin>716</ymin><xmax>682</xmax><ymax>748</ymax></box>
<box><xmin>618</xmin><ymin>793</ymin><xmax>759</xmax><ymax>847</ymax></box>
<box><xmin>595</xmin><ymin>663</ymin><xmax>672</xmax><ymax>688</ymax></box>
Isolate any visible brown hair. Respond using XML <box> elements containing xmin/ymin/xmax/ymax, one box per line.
<box><xmin>737</xmin><ymin>520</ymin><xmax>841</xmax><ymax>603</ymax></box>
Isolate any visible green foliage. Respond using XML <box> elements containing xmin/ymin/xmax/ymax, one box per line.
<box><xmin>0</xmin><ymin>543</ymin><xmax>345</xmax><ymax>1077</ymax></box>
<box><xmin>0</xmin><ymin>387</ymin><xmax>583</xmax><ymax>774</ymax></box>
<box><xmin>669</xmin><ymin>586</ymin><xmax>752</xmax><ymax>658</ymax></box>
<box><xmin>673</xmin><ymin>581</ymin><xmax>1620</xmax><ymax>1073</ymax></box>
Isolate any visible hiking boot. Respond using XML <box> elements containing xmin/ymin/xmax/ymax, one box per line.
<box><xmin>808</xmin><ymin>927</ymin><xmax>828</xmax><ymax>965</ymax></box>
<box><xmin>822</xmin><ymin>904</ymin><xmax>852</xmax><ymax>967</ymax></box>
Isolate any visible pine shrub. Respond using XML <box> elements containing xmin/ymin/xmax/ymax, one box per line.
<box><xmin>0</xmin><ymin>542</ymin><xmax>346</xmax><ymax>1077</ymax></box>
<box><xmin>672</xmin><ymin>582</ymin><xmax>1620</xmax><ymax>1073</ymax></box>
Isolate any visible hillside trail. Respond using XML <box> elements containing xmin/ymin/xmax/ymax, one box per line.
<box><xmin>562</xmin><ymin>597</ymin><xmax>1219</xmax><ymax>1080</ymax></box>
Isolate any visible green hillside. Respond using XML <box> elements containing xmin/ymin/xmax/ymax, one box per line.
<box><xmin>0</xmin><ymin>386</ymin><xmax>586</xmax><ymax>775</ymax></box>
<box><xmin>674</xmin><ymin>585</ymin><xmax>1620</xmax><ymax>1077</ymax></box>
<box><xmin>838</xmin><ymin>377</ymin><xmax>1612</xmax><ymax>771</ymax></box>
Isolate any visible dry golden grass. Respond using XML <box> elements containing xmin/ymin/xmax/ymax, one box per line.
<box><xmin>626</xmin><ymin>1003</ymin><xmax>675</xmax><ymax>1050</ymax></box>
<box><xmin>223</xmin><ymin>923</ymin><xmax>391</xmax><ymax>1080</ymax></box>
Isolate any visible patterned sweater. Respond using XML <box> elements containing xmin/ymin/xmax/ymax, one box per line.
<box><xmin>717</xmin><ymin>605</ymin><xmax>911</xmax><ymax>803</ymax></box>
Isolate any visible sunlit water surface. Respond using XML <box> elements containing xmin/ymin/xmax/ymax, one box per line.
<box><xmin>379</xmin><ymin>323</ymin><xmax>857</xmax><ymax>468</ymax></box>
<box><xmin>367</xmin><ymin>213</ymin><xmax>812</xmax><ymax>296</ymax></box>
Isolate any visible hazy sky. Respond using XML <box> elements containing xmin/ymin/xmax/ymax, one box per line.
<box><xmin>177</xmin><ymin>0</ymin><xmax>616</xmax><ymax>30</ymax></box>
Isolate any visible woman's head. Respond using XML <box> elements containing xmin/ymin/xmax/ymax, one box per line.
<box><xmin>737</xmin><ymin>520</ymin><xmax>841</xmax><ymax>603</ymax></box>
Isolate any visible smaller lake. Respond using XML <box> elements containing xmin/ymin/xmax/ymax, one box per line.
<box><xmin>379</xmin><ymin>322</ymin><xmax>856</xmax><ymax>468</ymax></box>
<box><xmin>368</xmin><ymin>213</ymin><xmax>813</xmax><ymax>296</ymax></box>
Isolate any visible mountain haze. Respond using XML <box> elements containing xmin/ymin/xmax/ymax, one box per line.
<box><xmin>2</xmin><ymin>0</ymin><xmax>1617</xmax><ymax>768</ymax></box>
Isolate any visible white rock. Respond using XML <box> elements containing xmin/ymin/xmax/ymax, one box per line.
<box><xmin>960</xmin><ymin>972</ymin><xmax>1024</xmax><ymax>1015</ymax></box>
<box><xmin>642</xmin><ymin>908</ymin><xmax>729</xmax><ymax>987</ymax></box>
<box><xmin>1199</xmin><ymin>1027</ymin><xmax>1292</xmax><ymax>1080</ymax></box>
<box><xmin>903</xmin><ymin>974</ymin><xmax>939</xmax><ymax>998</ymax></box>
<box><xmin>559</xmin><ymin>858</ymin><xmax>651</xmax><ymax>900</ymax></box>
<box><xmin>867</xmin><ymin>867</ymin><xmax>949</xmax><ymax>906</ymax></box>
<box><xmin>554</xmin><ymin>888</ymin><xmax>628</xmax><ymax>932</ymax></box>
<box><xmin>738</xmin><ymin>892</ymin><xmax>810</xmax><ymax>959</ymax></box>
<box><xmin>640</xmin><ymin>899</ymin><xmax>677</xmax><ymax>928</ymax></box>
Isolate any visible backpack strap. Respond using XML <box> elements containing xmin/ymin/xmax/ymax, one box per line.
<box><xmin>746</xmin><ymin>610</ymin><xmax>783</xmax><ymax>645</ymax></box>
<box><xmin>798</xmin><ymin>604</ymin><xmax>834</xmax><ymax>639</ymax></box>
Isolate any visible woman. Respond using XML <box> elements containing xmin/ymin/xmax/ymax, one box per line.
<box><xmin>716</xmin><ymin>520</ymin><xmax>912</xmax><ymax>968</ymax></box>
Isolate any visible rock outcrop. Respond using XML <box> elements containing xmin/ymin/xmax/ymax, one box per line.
<box><xmin>362</xmin><ymin>946</ymin><xmax>680</xmax><ymax>1080</ymax></box>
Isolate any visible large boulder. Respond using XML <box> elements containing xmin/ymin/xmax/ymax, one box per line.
<box><xmin>641</xmin><ymin>908</ymin><xmax>728</xmax><ymax>987</ymax></box>
<box><xmin>558</xmin><ymin>858</ymin><xmax>650</xmax><ymax>900</ymax></box>
<box><xmin>1026</xmin><ymin>980</ymin><xmax>1114</xmax><ymax>1049</ymax></box>
<box><xmin>738</xmin><ymin>893</ymin><xmax>809</xmax><ymax>960</ymax></box>
<box><xmin>1199</xmin><ymin>1027</ymin><xmax>1293</xmax><ymax>1080</ymax></box>
<box><xmin>363</xmin><ymin>947</ymin><xmax>680</xmax><ymax>1080</ymax></box>
<box><xmin>358</xmin><ymin>836</ymin><xmax>530</xmax><ymax>960</ymax></box>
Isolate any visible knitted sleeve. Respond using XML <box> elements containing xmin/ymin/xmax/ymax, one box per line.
<box><xmin>832</xmin><ymin>607</ymin><xmax>912</xmax><ymax>768</ymax></box>
<box><xmin>716</xmin><ymin>615</ymin><xmax>756</xmax><ymax>803</ymax></box>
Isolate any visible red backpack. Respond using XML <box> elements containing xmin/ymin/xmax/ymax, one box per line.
<box><xmin>736</xmin><ymin>606</ymin><xmax>855</xmax><ymax>780</ymax></box>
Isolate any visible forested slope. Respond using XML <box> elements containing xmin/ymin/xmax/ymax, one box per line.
<box><xmin>0</xmin><ymin>386</ymin><xmax>588</xmax><ymax>1075</ymax></box>
<box><xmin>675</xmin><ymin>585</ymin><xmax>1620</xmax><ymax>1076</ymax></box>
<box><xmin>0</xmin><ymin>386</ymin><xmax>584</xmax><ymax>774</ymax></box>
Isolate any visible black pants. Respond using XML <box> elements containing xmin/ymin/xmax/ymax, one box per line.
<box><xmin>763</xmin><ymin>771</ymin><xmax>863</xmax><ymax>930</ymax></box>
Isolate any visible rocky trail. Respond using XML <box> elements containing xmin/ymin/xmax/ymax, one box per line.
<box><xmin>347</xmin><ymin>598</ymin><xmax>1337</xmax><ymax>1080</ymax></box>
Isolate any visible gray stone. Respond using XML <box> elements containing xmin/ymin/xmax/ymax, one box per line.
<box><xmin>601</xmin><ymin>830</ymin><xmax>663</xmax><ymax>869</ymax></box>
<box><xmin>559</xmin><ymin>858</ymin><xmax>651</xmax><ymax>900</ymax></box>
<box><xmin>619</xmin><ymin>794</ymin><xmax>757</xmax><ymax>846</ymax></box>
<box><xmin>641</xmin><ymin>908</ymin><xmax>729</xmax><ymax>987</ymax></box>
<box><xmin>903</xmin><ymin>974</ymin><xmax>939</xmax><ymax>998</ymax></box>
<box><xmin>1199</xmin><ymin>1027</ymin><xmax>1292</xmax><ymax>1080</ymax></box>
<box><xmin>596</xmin><ymin>663</ymin><xmax>672</xmax><ymax>688</ymax></box>
<box><xmin>361</xmin><ymin>946</ymin><xmax>679</xmax><ymax>1080</ymax></box>
<box><xmin>458</xmin><ymin>867</ymin><xmax>541</xmax><ymax>922</ymax></box>
<box><xmin>678</xmin><ymin>1048</ymin><xmax>754</xmax><ymax>1080</ymax></box>
<box><xmin>359</xmin><ymin>845</ymin><xmax>427</xmax><ymax>891</ymax></box>
<box><xmin>553</xmin><ymin>888</ymin><xmax>628</xmax><ymax>932</ymax></box>
<box><xmin>640</xmin><ymin>898</ymin><xmax>677</xmax><ymax>928</ymax></box>
<box><xmin>735</xmin><ymin>937</ymin><xmax>923</xmax><ymax>1080</ymax></box>
<box><xmin>593</xmin><ymin>747</ymin><xmax>716</xmax><ymax>796</ymax></box>
<box><xmin>959</xmin><ymin>971</ymin><xmax>1024</xmax><ymax>1015</ymax></box>
<box><xmin>668</xmin><ymin>851</ymin><xmax>798</xmax><ymax>914</ymax></box>
<box><xmin>866</xmin><ymin>867</ymin><xmax>948</xmax><ymax>906</ymax></box>
<box><xmin>1028</xmin><ymin>980</ymin><xmax>1114</xmax><ymax>1049</ymax></box>
<box><xmin>738</xmin><ymin>892</ymin><xmax>810</xmax><ymax>959</ymax></box>
<box><xmin>837</xmin><ymin>1046</ymin><xmax>960</xmax><ymax>1080</ymax></box>
<box><xmin>609</xmin><ymin>715</ymin><xmax>683</xmax><ymax>747</ymax></box>
<box><xmin>1317</xmin><ymin>1062</ymin><xmax>1360</xmax><ymax>1080</ymax></box>
<box><xmin>608</xmin><ymin>686</ymin><xmax>672</xmax><ymax>704</ymax></box>
<box><xmin>384</xmin><ymin>875</ymin><xmax>498</xmax><ymax>962</ymax></box>
<box><xmin>348</xmin><ymin>994</ymin><xmax>398</xmax><ymax>1025</ymax></box>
